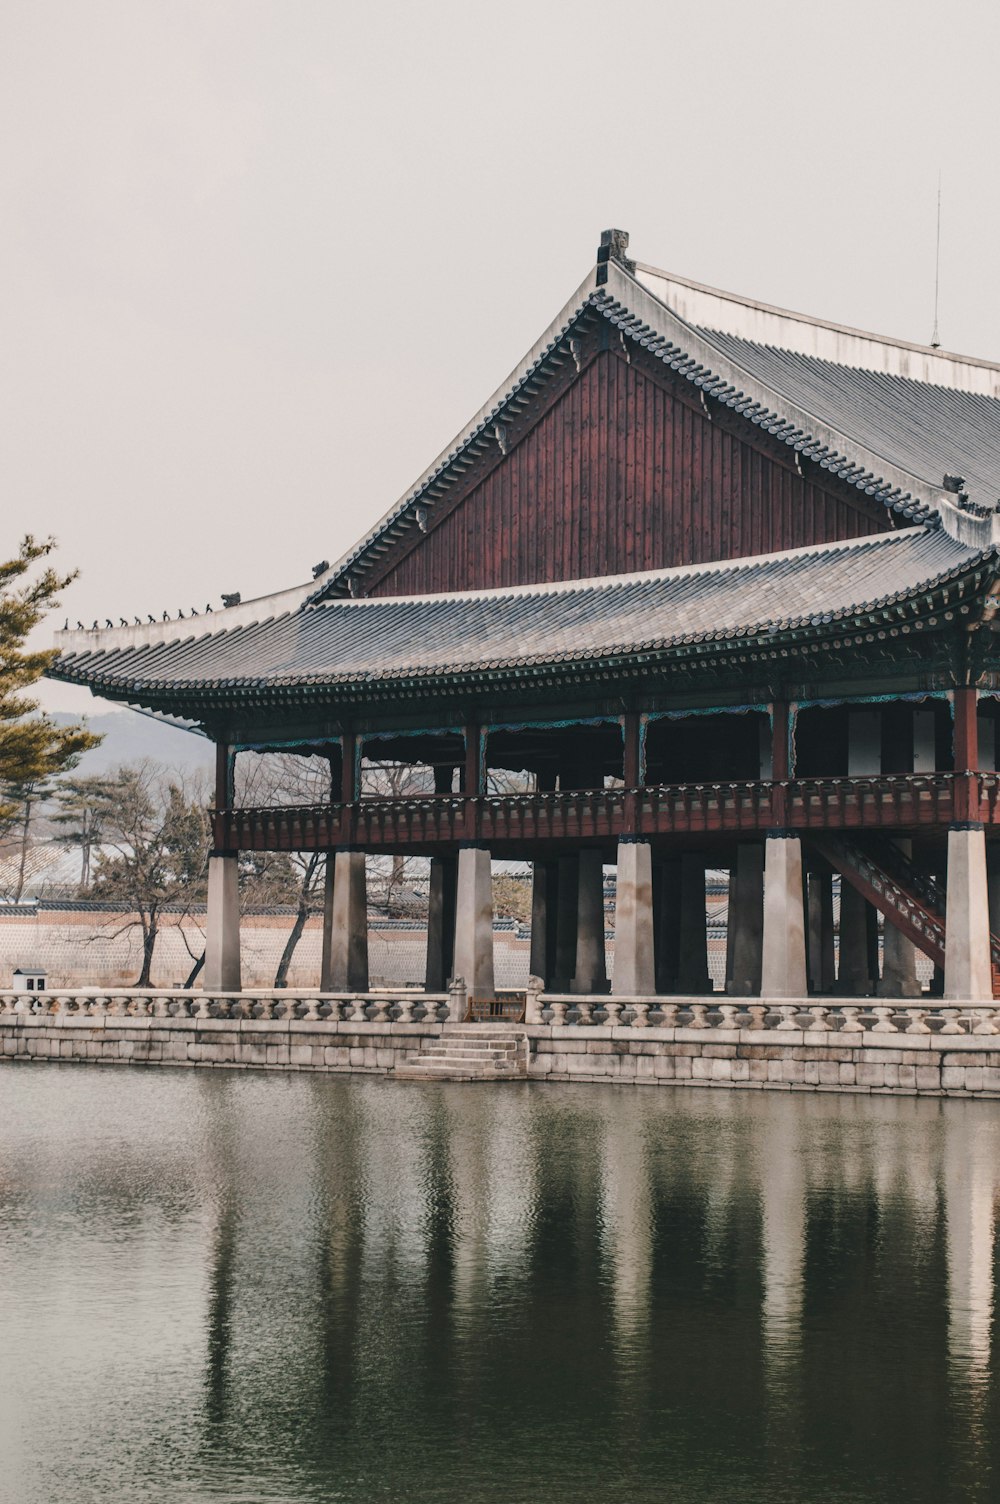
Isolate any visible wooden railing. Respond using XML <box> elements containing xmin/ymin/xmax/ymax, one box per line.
<box><xmin>213</xmin><ymin>772</ymin><xmax>989</xmax><ymax>852</ymax></box>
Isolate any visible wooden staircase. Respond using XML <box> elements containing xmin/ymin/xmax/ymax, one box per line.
<box><xmin>394</xmin><ymin>1024</ymin><xmax>529</xmax><ymax>1081</ymax></box>
<box><xmin>811</xmin><ymin>834</ymin><xmax>1000</xmax><ymax>997</ymax></box>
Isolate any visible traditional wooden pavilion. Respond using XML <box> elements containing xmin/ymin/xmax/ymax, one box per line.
<box><xmin>50</xmin><ymin>230</ymin><xmax>1000</xmax><ymax>1004</ymax></box>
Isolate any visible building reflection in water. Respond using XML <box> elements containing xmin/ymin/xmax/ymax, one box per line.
<box><xmin>1</xmin><ymin>1068</ymin><xmax>999</xmax><ymax>1503</ymax></box>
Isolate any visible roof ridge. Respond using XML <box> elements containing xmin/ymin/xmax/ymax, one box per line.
<box><xmin>634</xmin><ymin>261</ymin><xmax>1000</xmax><ymax>379</ymax></box>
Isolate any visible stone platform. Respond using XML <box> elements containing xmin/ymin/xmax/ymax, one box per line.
<box><xmin>3</xmin><ymin>991</ymin><xmax>1000</xmax><ymax>1097</ymax></box>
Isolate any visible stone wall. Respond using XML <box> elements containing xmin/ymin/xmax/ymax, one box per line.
<box><xmin>3</xmin><ymin>1009</ymin><xmax>1000</xmax><ymax>1098</ymax></box>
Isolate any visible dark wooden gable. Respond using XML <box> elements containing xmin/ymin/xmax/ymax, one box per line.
<box><xmin>363</xmin><ymin>334</ymin><xmax>896</xmax><ymax>599</ymax></box>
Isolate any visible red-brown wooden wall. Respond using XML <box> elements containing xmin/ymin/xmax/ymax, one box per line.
<box><xmin>367</xmin><ymin>350</ymin><xmax>892</xmax><ymax>597</ymax></box>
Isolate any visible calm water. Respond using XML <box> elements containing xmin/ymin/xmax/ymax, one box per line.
<box><xmin>1</xmin><ymin>1069</ymin><xmax>999</xmax><ymax>1504</ymax></box>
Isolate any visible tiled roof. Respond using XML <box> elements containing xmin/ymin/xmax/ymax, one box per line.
<box><xmin>696</xmin><ymin>330</ymin><xmax>1000</xmax><ymax>511</ymax></box>
<box><xmin>51</xmin><ymin>528</ymin><xmax>988</xmax><ymax>701</ymax></box>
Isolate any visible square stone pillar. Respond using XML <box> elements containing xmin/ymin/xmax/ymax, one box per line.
<box><xmin>325</xmin><ymin>850</ymin><xmax>369</xmax><ymax>992</ymax></box>
<box><xmin>573</xmin><ymin>849</ymin><xmax>608</xmax><ymax>994</ymax></box>
<box><xmin>726</xmin><ymin>844</ymin><xmax>764</xmax><ymax>996</ymax></box>
<box><xmin>453</xmin><ymin>847</ymin><xmax>495</xmax><ymax>1000</ymax></box>
<box><xmin>613</xmin><ymin>840</ymin><xmax>655</xmax><ymax>995</ymax></box>
<box><xmin>806</xmin><ymin>871</ymin><xmax>836</xmax><ymax>994</ymax></box>
<box><xmin>320</xmin><ymin>852</ymin><xmax>335</xmax><ymax>988</ymax></box>
<box><xmin>204</xmin><ymin>853</ymin><xmax>241</xmax><ymax>992</ymax></box>
<box><xmin>838</xmin><ymin>881</ymin><xmax>877</xmax><ymax>995</ymax></box>
<box><xmin>761</xmin><ymin>834</ymin><xmax>808</xmax><ymax>998</ymax></box>
<box><xmin>553</xmin><ymin>853</ymin><xmax>579</xmax><ymax>989</ymax></box>
<box><xmin>425</xmin><ymin>855</ymin><xmax>457</xmax><ymax>992</ymax></box>
<box><xmin>676</xmin><ymin>854</ymin><xmax>712</xmax><ymax>993</ymax></box>
<box><xmin>944</xmin><ymin>825</ymin><xmax>993</xmax><ymax>1001</ymax></box>
<box><xmin>878</xmin><ymin>840</ymin><xmax>919</xmax><ymax>998</ymax></box>
<box><xmin>529</xmin><ymin>860</ymin><xmax>558</xmax><ymax>987</ymax></box>
<box><xmin>653</xmin><ymin>859</ymin><xmax>681</xmax><ymax>993</ymax></box>
<box><xmin>988</xmin><ymin>844</ymin><xmax>1000</xmax><ymax>949</ymax></box>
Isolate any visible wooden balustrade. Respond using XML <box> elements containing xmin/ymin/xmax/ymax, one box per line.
<box><xmin>212</xmin><ymin>772</ymin><xmax>976</xmax><ymax>853</ymax></box>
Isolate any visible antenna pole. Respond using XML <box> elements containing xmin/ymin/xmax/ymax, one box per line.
<box><xmin>931</xmin><ymin>176</ymin><xmax>942</xmax><ymax>348</ymax></box>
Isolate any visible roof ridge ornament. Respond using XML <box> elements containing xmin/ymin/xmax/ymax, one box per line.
<box><xmin>597</xmin><ymin>228</ymin><xmax>635</xmax><ymax>285</ymax></box>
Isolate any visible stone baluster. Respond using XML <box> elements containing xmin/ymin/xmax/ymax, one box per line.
<box><xmin>423</xmin><ymin>997</ymin><xmax>440</xmax><ymax>1023</ymax></box>
<box><xmin>805</xmin><ymin>1004</ymin><xmax>829</xmax><ymax>1032</ymax></box>
<box><xmin>602</xmin><ymin>1000</ymin><xmax>623</xmax><ymax>1027</ymax></box>
<box><xmin>937</xmin><ymin>1007</ymin><xmax>964</xmax><ymax>1035</ymax></box>
<box><xmin>838</xmin><ymin>1004</ymin><xmax>863</xmax><ymax>1032</ymax></box>
<box><xmin>303</xmin><ymin>994</ymin><xmax>321</xmax><ymax>1021</ymax></box>
<box><xmin>747</xmin><ymin>1003</ymin><xmax>768</xmax><ymax>1031</ymax></box>
<box><xmin>132</xmin><ymin>992</ymin><xmax>150</xmax><ymax>1017</ymax></box>
<box><xmin>629</xmin><ymin>1002</ymin><xmax>650</xmax><ymax>1028</ymax></box>
<box><xmin>971</xmin><ymin>1006</ymin><xmax>999</xmax><ymax>1036</ymax></box>
<box><xmin>281</xmin><ymin>994</ymin><xmax>300</xmax><ymax>1021</ymax></box>
<box><xmin>91</xmin><ymin>993</ymin><xmax>108</xmax><ymax>1017</ymax></box>
<box><xmin>1</xmin><ymin>992</ymin><xmax>16</xmax><ymax>1014</ymax></box>
<box><xmin>870</xmin><ymin>1005</ymin><xmax>897</xmax><ymax>1033</ymax></box>
<box><xmin>195</xmin><ymin>991</ymin><xmax>213</xmax><ymax>1019</ymax></box>
<box><xmin>348</xmin><ymin>996</ymin><xmax>369</xmax><ymax>1023</ymax></box>
<box><xmin>904</xmin><ymin>1006</ymin><xmax>931</xmax><ymax>1034</ymax></box>
<box><xmin>549</xmin><ymin>1000</ymin><xmax>569</xmax><ymax>1026</ymax></box>
<box><xmin>258</xmin><ymin>995</ymin><xmax>275</xmax><ymax>1020</ymax></box>
<box><xmin>152</xmin><ymin>993</ymin><xmax>170</xmax><ymax>1017</ymax></box>
<box><xmin>688</xmin><ymin>1003</ymin><xmax>709</xmax><ymax>1029</ymax></box>
<box><xmin>576</xmin><ymin>998</ymin><xmax>595</xmax><ymax>1025</ymax></box>
<box><xmin>773</xmin><ymin>1004</ymin><xmax>798</xmax><ymax>1031</ymax></box>
<box><xmin>717</xmin><ymin>1003</ymin><xmax>738</xmax><ymax>1031</ymax></box>
<box><xmin>396</xmin><ymin>996</ymin><xmax>414</xmax><ymax>1023</ymax></box>
<box><xmin>657</xmin><ymin>1002</ymin><xmax>679</xmax><ymax>1029</ymax></box>
<box><xmin>369</xmin><ymin>997</ymin><xmax>390</xmax><ymax>1023</ymax></box>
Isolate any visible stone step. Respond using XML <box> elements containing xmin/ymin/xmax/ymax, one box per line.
<box><xmin>395</xmin><ymin>1062</ymin><xmax>523</xmax><ymax>1080</ymax></box>
<box><xmin>422</xmin><ymin>1042</ymin><xmax>517</xmax><ymax>1056</ymax></box>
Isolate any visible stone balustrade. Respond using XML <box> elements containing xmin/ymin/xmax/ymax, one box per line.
<box><xmin>532</xmin><ymin>992</ymin><xmax>1000</xmax><ymax>1037</ymax></box>
<box><xmin>0</xmin><ymin>989</ymin><xmax>450</xmax><ymax>1024</ymax></box>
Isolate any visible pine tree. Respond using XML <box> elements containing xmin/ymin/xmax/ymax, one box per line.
<box><xmin>0</xmin><ymin>536</ymin><xmax>98</xmax><ymax>827</ymax></box>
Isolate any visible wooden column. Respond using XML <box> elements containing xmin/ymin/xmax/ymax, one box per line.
<box><xmin>623</xmin><ymin>711</ymin><xmax>641</xmax><ymax>835</ymax></box>
<box><xmin>340</xmin><ymin>731</ymin><xmax>358</xmax><ymax>844</ymax></box>
<box><xmin>463</xmin><ymin>721</ymin><xmax>481</xmax><ymax>840</ymax></box>
<box><xmin>954</xmin><ymin>686</ymin><xmax>980</xmax><ymax>823</ymax></box>
<box><xmin>771</xmin><ymin>700</ymin><xmax>790</xmax><ymax>827</ymax></box>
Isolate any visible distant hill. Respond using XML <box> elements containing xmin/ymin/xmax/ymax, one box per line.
<box><xmin>51</xmin><ymin>710</ymin><xmax>215</xmax><ymax>778</ymax></box>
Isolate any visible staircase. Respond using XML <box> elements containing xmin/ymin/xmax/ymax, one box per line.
<box><xmin>394</xmin><ymin>1024</ymin><xmax>529</xmax><ymax>1081</ymax></box>
<box><xmin>811</xmin><ymin>834</ymin><xmax>1000</xmax><ymax>997</ymax></box>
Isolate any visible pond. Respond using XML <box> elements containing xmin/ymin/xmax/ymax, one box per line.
<box><xmin>0</xmin><ymin>1067</ymin><xmax>997</xmax><ymax>1503</ymax></box>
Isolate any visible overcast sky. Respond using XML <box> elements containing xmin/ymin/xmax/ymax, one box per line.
<box><xmin>6</xmin><ymin>0</ymin><xmax>1000</xmax><ymax>716</ymax></box>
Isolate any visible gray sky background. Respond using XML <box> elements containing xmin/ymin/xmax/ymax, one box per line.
<box><xmin>6</xmin><ymin>0</ymin><xmax>1000</xmax><ymax>716</ymax></box>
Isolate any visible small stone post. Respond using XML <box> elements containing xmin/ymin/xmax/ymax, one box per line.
<box><xmin>204</xmin><ymin>853</ymin><xmax>241</xmax><ymax>992</ymax></box>
<box><xmin>613</xmin><ymin>840</ymin><xmax>655</xmax><ymax>996</ymax></box>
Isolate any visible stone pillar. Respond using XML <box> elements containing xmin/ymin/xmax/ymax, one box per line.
<box><xmin>553</xmin><ymin>853</ymin><xmax>579</xmax><ymax>989</ymax></box>
<box><xmin>204</xmin><ymin>853</ymin><xmax>241</xmax><ymax>991</ymax></box>
<box><xmin>760</xmin><ymin>834</ymin><xmax>808</xmax><ymax>998</ymax></box>
<box><xmin>654</xmin><ymin>859</ymin><xmax>681</xmax><ymax>993</ymax></box>
<box><xmin>838</xmin><ymin>882</ymin><xmax>876</xmax><ymax>995</ymax></box>
<box><xmin>425</xmin><ymin>855</ymin><xmax>457</xmax><ymax>992</ymax></box>
<box><xmin>944</xmin><ymin>825</ymin><xmax>993</xmax><ymax>1001</ymax></box>
<box><xmin>676</xmin><ymin>854</ymin><xmax>711</xmax><ymax>993</ymax></box>
<box><xmin>806</xmin><ymin>870</ymin><xmax>836</xmax><ymax>994</ymax></box>
<box><xmin>879</xmin><ymin>842</ymin><xmax>920</xmax><ymax>998</ymax></box>
<box><xmin>320</xmin><ymin>853</ymin><xmax>336</xmax><ymax>990</ymax></box>
<box><xmin>529</xmin><ymin>860</ymin><xmax>558</xmax><ymax>987</ymax></box>
<box><xmin>988</xmin><ymin>845</ymin><xmax>1000</xmax><ymax>946</ymax></box>
<box><xmin>613</xmin><ymin>840</ymin><xmax>655</xmax><ymax>995</ymax></box>
<box><xmin>573</xmin><ymin>849</ymin><xmax>608</xmax><ymax>993</ymax></box>
<box><xmin>326</xmin><ymin>850</ymin><xmax>369</xmax><ymax>992</ymax></box>
<box><xmin>453</xmin><ymin>847</ymin><xmax>495</xmax><ymax>1000</ymax></box>
<box><xmin>726</xmin><ymin>844</ymin><xmax>764</xmax><ymax>996</ymax></box>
